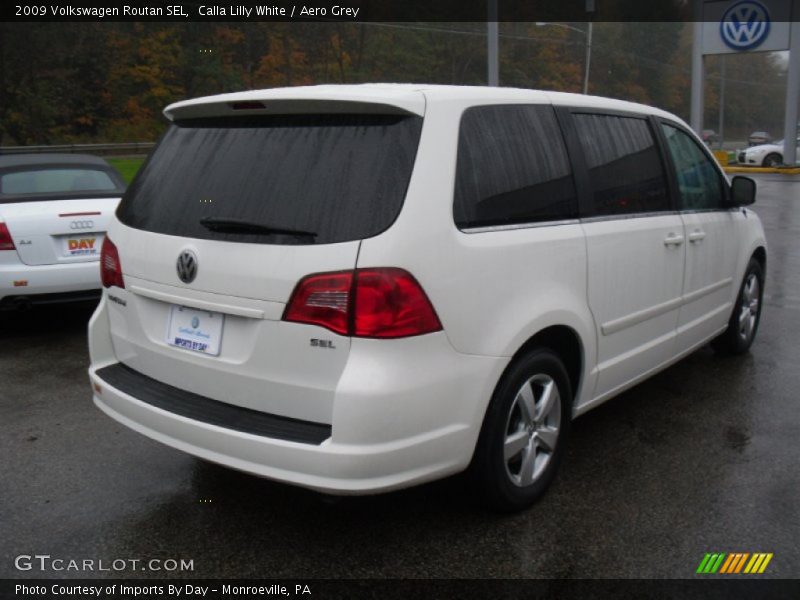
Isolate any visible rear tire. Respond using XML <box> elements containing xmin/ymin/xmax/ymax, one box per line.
<box><xmin>470</xmin><ymin>348</ymin><xmax>571</xmax><ymax>512</ymax></box>
<box><xmin>762</xmin><ymin>153</ymin><xmax>782</xmax><ymax>168</ymax></box>
<box><xmin>711</xmin><ymin>258</ymin><xmax>764</xmax><ymax>355</ymax></box>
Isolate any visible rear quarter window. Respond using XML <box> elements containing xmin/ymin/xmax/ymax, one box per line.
<box><xmin>116</xmin><ymin>114</ymin><xmax>423</xmax><ymax>245</ymax></box>
<box><xmin>454</xmin><ymin>104</ymin><xmax>577</xmax><ymax>229</ymax></box>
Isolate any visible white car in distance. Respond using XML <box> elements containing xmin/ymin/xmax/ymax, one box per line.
<box><xmin>0</xmin><ymin>154</ymin><xmax>126</xmax><ymax>310</ymax></box>
<box><xmin>738</xmin><ymin>137</ymin><xmax>800</xmax><ymax>167</ymax></box>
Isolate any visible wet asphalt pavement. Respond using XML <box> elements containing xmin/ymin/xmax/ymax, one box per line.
<box><xmin>1</xmin><ymin>173</ymin><xmax>798</xmax><ymax>580</ymax></box>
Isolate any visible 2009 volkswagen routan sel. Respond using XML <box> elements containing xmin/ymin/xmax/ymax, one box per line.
<box><xmin>88</xmin><ymin>85</ymin><xmax>766</xmax><ymax>511</ymax></box>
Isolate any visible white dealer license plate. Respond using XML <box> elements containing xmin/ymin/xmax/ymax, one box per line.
<box><xmin>61</xmin><ymin>234</ymin><xmax>102</xmax><ymax>257</ymax></box>
<box><xmin>166</xmin><ymin>305</ymin><xmax>224</xmax><ymax>356</ymax></box>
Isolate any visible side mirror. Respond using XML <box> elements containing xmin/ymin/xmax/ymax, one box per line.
<box><xmin>731</xmin><ymin>176</ymin><xmax>756</xmax><ymax>206</ymax></box>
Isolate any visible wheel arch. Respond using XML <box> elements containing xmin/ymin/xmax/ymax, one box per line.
<box><xmin>506</xmin><ymin>324</ymin><xmax>585</xmax><ymax>412</ymax></box>
<box><xmin>752</xmin><ymin>245</ymin><xmax>767</xmax><ymax>276</ymax></box>
<box><xmin>467</xmin><ymin>323</ymin><xmax>584</xmax><ymax>508</ymax></box>
<box><xmin>469</xmin><ymin>322</ymin><xmax>587</xmax><ymax>465</ymax></box>
<box><xmin>723</xmin><ymin>238</ymin><xmax>768</xmax><ymax>330</ymax></box>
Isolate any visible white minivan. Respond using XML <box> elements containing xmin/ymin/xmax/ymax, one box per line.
<box><xmin>88</xmin><ymin>85</ymin><xmax>766</xmax><ymax>511</ymax></box>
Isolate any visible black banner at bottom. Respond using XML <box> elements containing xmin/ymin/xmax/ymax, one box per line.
<box><xmin>3</xmin><ymin>579</ymin><xmax>800</xmax><ymax>600</ymax></box>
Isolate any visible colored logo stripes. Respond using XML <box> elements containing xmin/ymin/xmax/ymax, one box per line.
<box><xmin>697</xmin><ymin>552</ymin><xmax>773</xmax><ymax>574</ymax></box>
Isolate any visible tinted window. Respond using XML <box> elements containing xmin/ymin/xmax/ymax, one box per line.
<box><xmin>1</xmin><ymin>168</ymin><xmax>117</xmax><ymax>196</ymax></box>
<box><xmin>574</xmin><ymin>114</ymin><xmax>670</xmax><ymax>216</ymax></box>
<box><xmin>117</xmin><ymin>114</ymin><xmax>422</xmax><ymax>245</ymax></box>
<box><xmin>454</xmin><ymin>105</ymin><xmax>577</xmax><ymax>229</ymax></box>
<box><xmin>661</xmin><ymin>123</ymin><xmax>725</xmax><ymax>210</ymax></box>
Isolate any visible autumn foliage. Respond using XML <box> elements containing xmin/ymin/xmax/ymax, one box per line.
<box><xmin>0</xmin><ymin>22</ymin><xmax>788</xmax><ymax>146</ymax></box>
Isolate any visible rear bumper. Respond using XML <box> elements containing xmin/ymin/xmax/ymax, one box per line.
<box><xmin>95</xmin><ymin>362</ymin><xmax>332</xmax><ymax>444</ymax></box>
<box><xmin>0</xmin><ymin>257</ymin><xmax>101</xmax><ymax>303</ymax></box>
<box><xmin>88</xmin><ymin>296</ymin><xmax>507</xmax><ymax>494</ymax></box>
<box><xmin>90</xmin><ymin>381</ymin><xmax>473</xmax><ymax>494</ymax></box>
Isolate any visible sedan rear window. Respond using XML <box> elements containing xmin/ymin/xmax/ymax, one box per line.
<box><xmin>117</xmin><ymin>114</ymin><xmax>423</xmax><ymax>245</ymax></box>
<box><xmin>1</xmin><ymin>168</ymin><xmax>118</xmax><ymax>196</ymax></box>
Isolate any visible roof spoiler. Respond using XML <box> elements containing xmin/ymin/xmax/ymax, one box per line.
<box><xmin>164</xmin><ymin>88</ymin><xmax>426</xmax><ymax>121</ymax></box>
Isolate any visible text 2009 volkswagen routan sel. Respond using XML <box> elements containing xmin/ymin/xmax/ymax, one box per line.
<box><xmin>89</xmin><ymin>85</ymin><xmax>766</xmax><ymax>511</ymax></box>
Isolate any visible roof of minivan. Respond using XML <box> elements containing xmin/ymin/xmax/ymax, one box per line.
<box><xmin>164</xmin><ymin>83</ymin><xmax>683</xmax><ymax>125</ymax></box>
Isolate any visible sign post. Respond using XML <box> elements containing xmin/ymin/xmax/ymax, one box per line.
<box><xmin>783</xmin><ymin>19</ymin><xmax>799</xmax><ymax>165</ymax></box>
<box><xmin>692</xmin><ymin>0</ymin><xmax>797</xmax><ymax>165</ymax></box>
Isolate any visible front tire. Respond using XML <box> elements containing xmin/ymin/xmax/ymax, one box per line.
<box><xmin>711</xmin><ymin>258</ymin><xmax>764</xmax><ymax>355</ymax></box>
<box><xmin>762</xmin><ymin>153</ymin><xmax>782</xmax><ymax>168</ymax></box>
<box><xmin>470</xmin><ymin>349</ymin><xmax>572</xmax><ymax>512</ymax></box>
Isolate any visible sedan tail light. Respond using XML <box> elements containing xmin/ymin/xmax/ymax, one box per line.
<box><xmin>284</xmin><ymin>268</ymin><xmax>442</xmax><ymax>339</ymax></box>
<box><xmin>100</xmin><ymin>236</ymin><xmax>125</xmax><ymax>289</ymax></box>
<box><xmin>0</xmin><ymin>222</ymin><xmax>15</xmax><ymax>251</ymax></box>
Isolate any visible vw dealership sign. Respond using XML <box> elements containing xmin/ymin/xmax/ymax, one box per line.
<box><xmin>720</xmin><ymin>0</ymin><xmax>771</xmax><ymax>50</ymax></box>
<box><xmin>701</xmin><ymin>0</ymin><xmax>791</xmax><ymax>55</ymax></box>
<box><xmin>691</xmin><ymin>0</ymin><xmax>799</xmax><ymax>169</ymax></box>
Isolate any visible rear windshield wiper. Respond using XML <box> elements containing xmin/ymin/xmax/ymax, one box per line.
<box><xmin>199</xmin><ymin>217</ymin><xmax>317</xmax><ymax>239</ymax></box>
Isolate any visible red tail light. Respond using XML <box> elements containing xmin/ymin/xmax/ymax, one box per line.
<box><xmin>283</xmin><ymin>268</ymin><xmax>442</xmax><ymax>339</ymax></box>
<box><xmin>283</xmin><ymin>271</ymin><xmax>353</xmax><ymax>336</ymax></box>
<box><xmin>0</xmin><ymin>222</ymin><xmax>15</xmax><ymax>251</ymax></box>
<box><xmin>100</xmin><ymin>236</ymin><xmax>125</xmax><ymax>289</ymax></box>
<box><xmin>353</xmin><ymin>269</ymin><xmax>442</xmax><ymax>338</ymax></box>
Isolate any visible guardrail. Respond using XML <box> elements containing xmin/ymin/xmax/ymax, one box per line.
<box><xmin>0</xmin><ymin>142</ymin><xmax>155</xmax><ymax>156</ymax></box>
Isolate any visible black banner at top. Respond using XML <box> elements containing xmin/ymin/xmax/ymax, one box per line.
<box><xmin>3</xmin><ymin>0</ymin><xmax>697</xmax><ymax>23</ymax></box>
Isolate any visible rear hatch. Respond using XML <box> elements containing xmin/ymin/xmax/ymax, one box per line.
<box><xmin>0</xmin><ymin>164</ymin><xmax>124</xmax><ymax>265</ymax></box>
<box><xmin>107</xmin><ymin>94</ymin><xmax>424</xmax><ymax>425</ymax></box>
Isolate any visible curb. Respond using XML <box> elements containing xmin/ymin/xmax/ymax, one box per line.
<box><xmin>722</xmin><ymin>166</ymin><xmax>800</xmax><ymax>175</ymax></box>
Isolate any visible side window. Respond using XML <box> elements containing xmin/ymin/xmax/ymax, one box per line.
<box><xmin>660</xmin><ymin>123</ymin><xmax>725</xmax><ymax>210</ymax></box>
<box><xmin>573</xmin><ymin>113</ymin><xmax>670</xmax><ymax>216</ymax></box>
<box><xmin>454</xmin><ymin>105</ymin><xmax>577</xmax><ymax>229</ymax></box>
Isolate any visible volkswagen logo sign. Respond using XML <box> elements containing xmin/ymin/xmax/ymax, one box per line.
<box><xmin>720</xmin><ymin>0</ymin><xmax>770</xmax><ymax>51</ymax></box>
<box><xmin>176</xmin><ymin>250</ymin><xmax>198</xmax><ymax>284</ymax></box>
<box><xmin>69</xmin><ymin>220</ymin><xmax>94</xmax><ymax>230</ymax></box>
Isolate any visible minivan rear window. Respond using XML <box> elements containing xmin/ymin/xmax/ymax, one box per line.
<box><xmin>116</xmin><ymin>114</ymin><xmax>423</xmax><ymax>245</ymax></box>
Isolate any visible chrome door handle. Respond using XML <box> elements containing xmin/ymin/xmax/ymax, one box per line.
<box><xmin>664</xmin><ymin>233</ymin><xmax>685</xmax><ymax>247</ymax></box>
<box><xmin>689</xmin><ymin>230</ymin><xmax>706</xmax><ymax>243</ymax></box>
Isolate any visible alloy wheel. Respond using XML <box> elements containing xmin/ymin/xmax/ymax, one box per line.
<box><xmin>738</xmin><ymin>273</ymin><xmax>760</xmax><ymax>343</ymax></box>
<box><xmin>503</xmin><ymin>374</ymin><xmax>561</xmax><ymax>487</ymax></box>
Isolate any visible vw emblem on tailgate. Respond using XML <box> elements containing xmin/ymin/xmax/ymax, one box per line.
<box><xmin>176</xmin><ymin>250</ymin><xmax>198</xmax><ymax>284</ymax></box>
<box><xmin>70</xmin><ymin>220</ymin><xmax>94</xmax><ymax>230</ymax></box>
<box><xmin>720</xmin><ymin>0</ymin><xmax>770</xmax><ymax>51</ymax></box>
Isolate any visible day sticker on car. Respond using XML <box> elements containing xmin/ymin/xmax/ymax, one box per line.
<box><xmin>166</xmin><ymin>305</ymin><xmax>224</xmax><ymax>356</ymax></box>
<box><xmin>62</xmin><ymin>235</ymin><xmax>101</xmax><ymax>257</ymax></box>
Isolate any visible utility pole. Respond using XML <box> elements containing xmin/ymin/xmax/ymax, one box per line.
<box><xmin>690</xmin><ymin>1</ymin><xmax>704</xmax><ymax>134</ymax></box>
<box><xmin>487</xmin><ymin>0</ymin><xmax>499</xmax><ymax>86</ymax></box>
<box><xmin>718</xmin><ymin>54</ymin><xmax>725</xmax><ymax>150</ymax></box>
<box><xmin>583</xmin><ymin>22</ymin><xmax>593</xmax><ymax>94</ymax></box>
